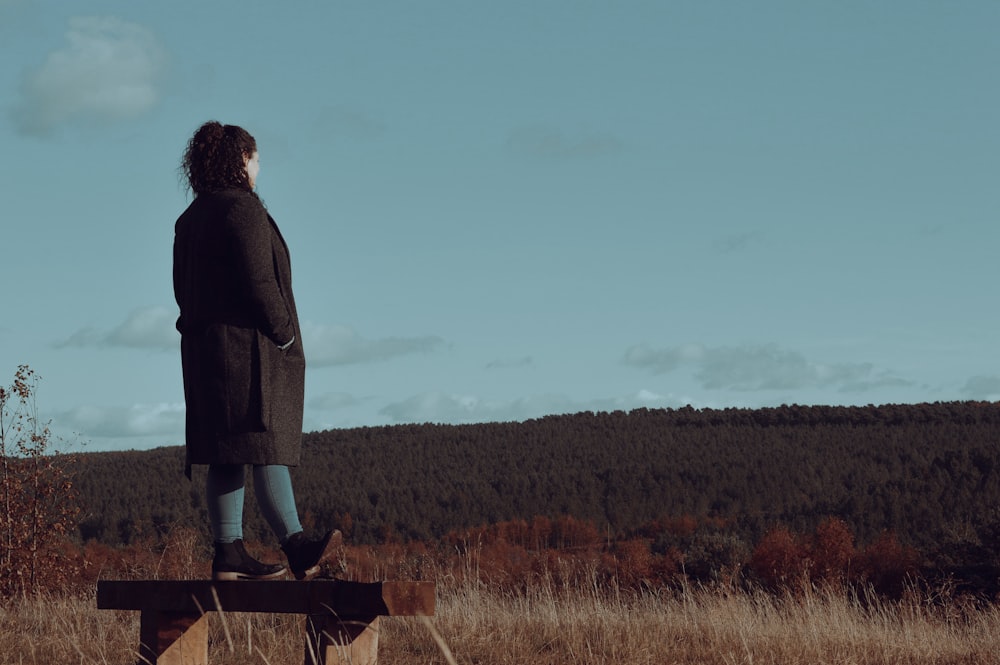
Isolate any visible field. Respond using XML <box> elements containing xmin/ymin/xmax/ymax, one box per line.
<box><xmin>2</xmin><ymin>574</ymin><xmax>999</xmax><ymax>665</ymax></box>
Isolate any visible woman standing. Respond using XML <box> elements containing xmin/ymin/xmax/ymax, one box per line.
<box><xmin>174</xmin><ymin>121</ymin><xmax>339</xmax><ymax>580</ymax></box>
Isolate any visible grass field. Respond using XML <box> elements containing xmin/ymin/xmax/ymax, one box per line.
<box><xmin>2</xmin><ymin>575</ymin><xmax>998</xmax><ymax>665</ymax></box>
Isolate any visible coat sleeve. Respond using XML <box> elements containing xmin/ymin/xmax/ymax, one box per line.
<box><xmin>223</xmin><ymin>196</ymin><xmax>295</xmax><ymax>345</ymax></box>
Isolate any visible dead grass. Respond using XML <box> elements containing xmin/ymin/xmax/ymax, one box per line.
<box><xmin>1</xmin><ymin>579</ymin><xmax>998</xmax><ymax>664</ymax></box>
<box><xmin>387</xmin><ymin>577</ymin><xmax>1000</xmax><ymax>664</ymax></box>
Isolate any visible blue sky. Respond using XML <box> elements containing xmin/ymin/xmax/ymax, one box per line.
<box><xmin>1</xmin><ymin>0</ymin><xmax>997</xmax><ymax>453</ymax></box>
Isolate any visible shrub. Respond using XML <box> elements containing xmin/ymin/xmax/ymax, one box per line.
<box><xmin>809</xmin><ymin>517</ymin><xmax>855</xmax><ymax>584</ymax></box>
<box><xmin>857</xmin><ymin>531</ymin><xmax>919</xmax><ymax>598</ymax></box>
<box><xmin>748</xmin><ymin>526</ymin><xmax>807</xmax><ymax>589</ymax></box>
<box><xmin>0</xmin><ymin>366</ymin><xmax>81</xmax><ymax>598</ymax></box>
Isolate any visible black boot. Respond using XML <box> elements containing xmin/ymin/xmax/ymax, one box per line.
<box><xmin>281</xmin><ymin>529</ymin><xmax>343</xmax><ymax>580</ymax></box>
<box><xmin>212</xmin><ymin>539</ymin><xmax>287</xmax><ymax>581</ymax></box>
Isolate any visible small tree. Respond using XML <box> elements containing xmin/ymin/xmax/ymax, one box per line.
<box><xmin>0</xmin><ymin>365</ymin><xmax>80</xmax><ymax>598</ymax></box>
<box><xmin>809</xmin><ymin>516</ymin><xmax>855</xmax><ymax>584</ymax></box>
<box><xmin>749</xmin><ymin>525</ymin><xmax>807</xmax><ymax>589</ymax></box>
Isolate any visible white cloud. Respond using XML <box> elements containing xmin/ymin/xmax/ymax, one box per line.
<box><xmin>378</xmin><ymin>389</ymin><xmax>683</xmax><ymax>425</ymax></box>
<box><xmin>302</xmin><ymin>322</ymin><xmax>445</xmax><ymax>367</ymax></box>
<box><xmin>12</xmin><ymin>16</ymin><xmax>166</xmax><ymax>136</ymax></box>
<box><xmin>55</xmin><ymin>402</ymin><xmax>184</xmax><ymax>438</ymax></box>
<box><xmin>56</xmin><ymin>313</ymin><xmax>443</xmax><ymax>364</ymax></box>
<box><xmin>105</xmin><ymin>306</ymin><xmax>178</xmax><ymax>349</ymax></box>
<box><xmin>379</xmin><ymin>392</ymin><xmax>482</xmax><ymax>423</ymax></box>
<box><xmin>56</xmin><ymin>306</ymin><xmax>177</xmax><ymax>351</ymax></box>
<box><xmin>960</xmin><ymin>375</ymin><xmax>1000</xmax><ymax>400</ymax></box>
<box><xmin>308</xmin><ymin>391</ymin><xmax>367</xmax><ymax>411</ymax></box>
<box><xmin>623</xmin><ymin>342</ymin><xmax>911</xmax><ymax>393</ymax></box>
<box><xmin>621</xmin><ymin>343</ymin><xmax>702</xmax><ymax>374</ymax></box>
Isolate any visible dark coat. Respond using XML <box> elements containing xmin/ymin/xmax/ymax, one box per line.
<box><xmin>173</xmin><ymin>189</ymin><xmax>305</xmax><ymax>474</ymax></box>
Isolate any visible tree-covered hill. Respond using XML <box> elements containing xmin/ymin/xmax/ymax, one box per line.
<box><xmin>72</xmin><ymin>402</ymin><xmax>1000</xmax><ymax>558</ymax></box>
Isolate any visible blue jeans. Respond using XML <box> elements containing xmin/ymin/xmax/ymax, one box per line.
<box><xmin>206</xmin><ymin>464</ymin><xmax>303</xmax><ymax>544</ymax></box>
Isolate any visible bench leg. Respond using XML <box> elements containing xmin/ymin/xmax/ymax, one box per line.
<box><xmin>138</xmin><ymin>611</ymin><xmax>208</xmax><ymax>665</ymax></box>
<box><xmin>304</xmin><ymin>614</ymin><xmax>379</xmax><ymax>665</ymax></box>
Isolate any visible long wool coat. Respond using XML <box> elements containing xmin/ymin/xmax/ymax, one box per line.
<box><xmin>173</xmin><ymin>189</ymin><xmax>305</xmax><ymax>474</ymax></box>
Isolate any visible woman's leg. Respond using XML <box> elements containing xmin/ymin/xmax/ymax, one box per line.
<box><xmin>206</xmin><ymin>464</ymin><xmax>246</xmax><ymax>543</ymax></box>
<box><xmin>252</xmin><ymin>464</ymin><xmax>303</xmax><ymax>544</ymax></box>
<box><xmin>254</xmin><ymin>465</ymin><xmax>341</xmax><ymax>580</ymax></box>
<box><xmin>208</xmin><ymin>464</ymin><xmax>286</xmax><ymax>580</ymax></box>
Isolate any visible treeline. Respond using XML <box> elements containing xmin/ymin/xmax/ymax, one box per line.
<box><xmin>71</xmin><ymin>402</ymin><xmax>1000</xmax><ymax>571</ymax></box>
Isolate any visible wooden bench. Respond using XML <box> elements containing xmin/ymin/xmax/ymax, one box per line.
<box><xmin>97</xmin><ymin>579</ymin><xmax>435</xmax><ymax>665</ymax></box>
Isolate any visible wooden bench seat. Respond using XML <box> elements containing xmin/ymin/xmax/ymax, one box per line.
<box><xmin>97</xmin><ymin>579</ymin><xmax>435</xmax><ymax>665</ymax></box>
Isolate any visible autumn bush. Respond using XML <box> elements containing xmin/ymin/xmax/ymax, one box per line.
<box><xmin>746</xmin><ymin>517</ymin><xmax>922</xmax><ymax>598</ymax></box>
<box><xmin>856</xmin><ymin>529</ymin><xmax>921</xmax><ymax>597</ymax></box>
<box><xmin>0</xmin><ymin>366</ymin><xmax>81</xmax><ymax>599</ymax></box>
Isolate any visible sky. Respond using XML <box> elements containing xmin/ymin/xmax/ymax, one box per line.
<box><xmin>1</xmin><ymin>0</ymin><xmax>998</xmax><ymax>453</ymax></box>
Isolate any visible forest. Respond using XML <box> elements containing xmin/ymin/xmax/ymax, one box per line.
<box><xmin>69</xmin><ymin>401</ymin><xmax>1000</xmax><ymax>587</ymax></box>
<box><xmin>7</xmin><ymin>369</ymin><xmax>1000</xmax><ymax>665</ymax></box>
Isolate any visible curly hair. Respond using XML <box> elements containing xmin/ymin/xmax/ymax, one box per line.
<box><xmin>181</xmin><ymin>121</ymin><xmax>257</xmax><ymax>196</ymax></box>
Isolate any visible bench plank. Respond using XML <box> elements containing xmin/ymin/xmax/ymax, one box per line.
<box><xmin>97</xmin><ymin>579</ymin><xmax>435</xmax><ymax>616</ymax></box>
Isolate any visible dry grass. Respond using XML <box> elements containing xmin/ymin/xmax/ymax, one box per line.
<box><xmin>1</xmin><ymin>579</ymin><xmax>998</xmax><ymax>664</ymax></box>
<box><xmin>385</xmin><ymin>578</ymin><xmax>1000</xmax><ymax>665</ymax></box>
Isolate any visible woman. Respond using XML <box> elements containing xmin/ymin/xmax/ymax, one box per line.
<box><xmin>174</xmin><ymin>120</ymin><xmax>339</xmax><ymax>580</ymax></box>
